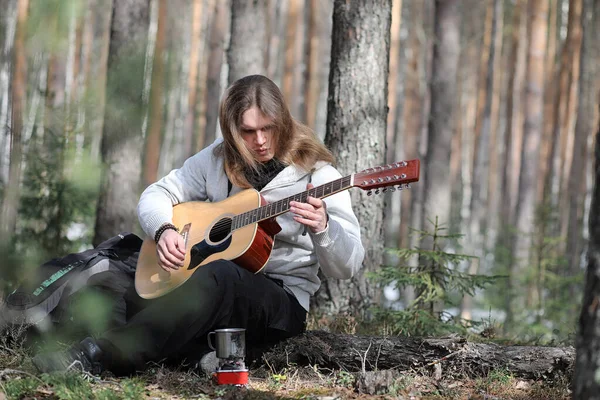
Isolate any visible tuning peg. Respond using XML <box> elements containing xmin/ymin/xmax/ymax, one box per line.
<box><xmin>367</xmin><ymin>191</ymin><xmax>373</xmax><ymax>196</ymax></box>
<box><xmin>382</xmin><ymin>188</ymin><xmax>388</xmax><ymax>193</ymax></box>
<box><xmin>375</xmin><ymin>189</ymin><xmax>380</xmax><ymax>195</ymax></box>
<box><xmin>397</xmin><ymin>185</ymin><xmax>404</xmax><ymax>190</ymax></box>
<box><xmin>390</xmin><ymin>187</ymin><xmax>396</xmax><ymax>192</ymax></box>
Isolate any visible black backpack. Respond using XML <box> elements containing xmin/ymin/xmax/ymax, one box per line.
<box><xmin>0</xmin><ymin>232</ymin><xmax>144</xmax><ymax>344</ymax></box>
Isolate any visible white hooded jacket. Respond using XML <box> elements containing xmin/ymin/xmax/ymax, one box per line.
<box><xmin>137</xmin><ymin>138</ymin><xmax>365</xmax><ymax>311</ymax></box>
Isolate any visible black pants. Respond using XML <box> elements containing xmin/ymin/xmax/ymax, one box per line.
<box><xmin>96</xmin><ymin>260</ymin><xmax>306</xmax><ymax>375</ymax></box>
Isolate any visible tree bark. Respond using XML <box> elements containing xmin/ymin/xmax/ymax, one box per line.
<box><xmin>282</xmin><ymin>0</ymin><xmax>305</xmax><ymax>119</ymax></box>
<box><xmin>574</xmin><ymin>90</ymin><xmax>600</xmax><ymax>399</ymax></box>
<box><xmin>193</xmin><ymin>0</ymin><xmax>214</xmax><ymax>153</ymax></box>
<box><xmin>262</xmin><ymin>331</ymin><xmax>574</xmax><ymax>381</ymax></box>
<box><xmin>86</xmin><ymin>0</ymin><xmax>113</xmax><ymax>161</ymax></box>
<box><xmin>203</xmin><ymin>0</ymin><xmax>229</xmax><ymax>144</ymax></box>
<box><xmin>417</xmin><ymin>0</ymin><xmax>460</xmax><ymax>315</ymax></box>
<box><xmin>227</xmin><ymin>0</ymin><xmax>267</xmax><ymax>84</ymax></box>
<box><xmin>566</xmin><ymin>0</ymin><xmax>594</xmax><ymax>300</ymax></box>
<box><xmin>421</xmin><ymin>0</ymin><xmax>460</xmax><ymax>233</ymax></box>
<box><xmin>0</xmin><ymin>0</ymin><xmax>28</xmax><ymax>243</ymax></box>
<box><xmin>313</xmin><ymin>0</ymin><xmax>392</xmax><ymax>317</ymax></box>
<box><xmin>0</xmin><ymin>0</ymin><xmax>18</xmax><ymax>186</ymax></box>
<box><xmin>93</xmin><ymin>0</ymin><xmax>150</xmax><ymax>246</ymax></box>
<box><xmin>142</xmin><ymin>0</ymin><xmax>166</xmax><ymax>187</ymax></box>
<box><xmin>499</xmin><ymin>0</ymin><xmax>525</xmax><ymax>249</ymax></box>
<box><xmin>184</xmin><ymin>0</ymin><xmax>203</xmax><ymax>157</ymax></box>
<box><xmin>398</xmin><ymin>0</ymin><xmax>424</xmax><ymax>251</ymax></box>
<box><xmin>462</xmin><ymin>0</ymin><xmax>503</xmax><ymax>320</ymax></box>
<box><xmin>506</xmin><ymin>0</ymin><xmax>548</xmax><ymax>330</ymax></box>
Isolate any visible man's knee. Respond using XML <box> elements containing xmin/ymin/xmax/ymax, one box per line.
<box><xmin>187</xmin><ymin>260</ymin><xmax>243</xmax><ymax>289</ymax></box>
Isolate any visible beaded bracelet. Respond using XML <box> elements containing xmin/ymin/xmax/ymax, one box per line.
<box><xmin>154</xmin><ymin>223</ymin><xmax>178</xmax><ymax>243</ymax></box>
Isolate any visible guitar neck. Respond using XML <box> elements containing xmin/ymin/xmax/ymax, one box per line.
<box><xmin>231</xmin><ymin>175</ymin><xmax>353</xmax><ymax>231</ymax></box>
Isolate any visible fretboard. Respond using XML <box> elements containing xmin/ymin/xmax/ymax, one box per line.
<box><xmin>231</xmin><ymin>175</ymin><xmax>353</xmax><ymax>231</ymax></box>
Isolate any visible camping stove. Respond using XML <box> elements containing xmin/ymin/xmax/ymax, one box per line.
<box><xmin>208</xmin><ymin>328</ymin><xmax>248</xmax><ymax>385</ymax></box>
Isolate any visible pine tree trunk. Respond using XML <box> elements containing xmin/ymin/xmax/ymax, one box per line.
<box><xmin>558</xmin><ymin>0</ymin><xmax>583</xmax><ymax>244</ymax></box>
<box><xmin>385</xmin><ymin>0</ymin><xmax>402</xmax><ymax>164</ymax></box>
<box><xmin>398</xmin><ymin>0</ymin><xmax>423</xmax><ymax>250</ymax></box>
<box><xmin>93</xmin><ymin>0</ymin><xmax>151</xmax><ymax>246</ymax></box>
<box><xmin>506</xmin><ymin>0</ymin><xmax>548</xmax><ymax>330</ymax></box>
<box><xmin>498</xmin><ymin>0</ymin><xmax>525</xmax><ymax>269</ymax></box>
<box><xmin>86</xmin><ymin>0</ymin><xmax>112</xmax><ymax>161</ymax></box>
<box><xmin>184</xmin><ymin>0</ymin><xmax>203</xmax><ymax>156</ymax></box>
<box><xmin>0</xmin><ymin>0</ymin><xmax>17</xmax><ymax>186</ymax></box>
<box><xmin>227</xmin><ymin>0</ymin><xmax>267</xmax><ymax>84</ymax></box>
<box><xmin>143</xmin><ymin>0</ymin><xmax>166</xmax><ymax>187</ymax></box>
<box><xmin>421</xmin><ymin>0</ymin><xmax>460</xmax><ymax>230</ymax></box>
<box><xmin>312</xmin><ymin>0</ymin><xmax>333</xmax><ymax>140</ymax></box>
<box><xmin>282</xmin><ymin>0</ymin><xmax>305</xmax><ymax>118</ymax></box>
<box><xmin>313</xmin><ymin>0</ymin><xmax>392</xmax><ymax>317</ymax></box>
<box><xmin>204</xmin><ymin>0</ymin><xmax>229</xmax><ymax>143</ymax></box>
<box><xmin>566</xmin><ymin>0</ymin><xmax>595</xmax><ymax>306</ymax></box>
<box><xmin>266</xmin><ymin>0</ymin><xmax>288</xmax><ymax>88</ymax></box>
<box><xmin>0</xmin><ymin>0</ymin><xmax>28</xmax><ymax>243</ymax></box>
<box><xmin>573</xmin><ymin>88</ymin><xmax>600</xmax><ymax>399</ymax></box>
<box><xmin>544</xmin><ymin>0</ymin><xmax>582</xmax><ymax>226</ymax></box>
<box><xmin>418</xmin><ymin>0</ymin><xmax>460</xmax><ymax>315</ymax></box>
<box><xmin>463</xmin><ymin>0</ymin><xmax>503</xmax><ymax>320</ymax></box>
<box><xmin>303</xmin><ymin>0</ymin><xmax>320</xmax><ymax>130</ymax></box>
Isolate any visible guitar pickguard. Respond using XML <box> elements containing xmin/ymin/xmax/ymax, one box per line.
<box><xmin>188</xmin><ymin>236</ymin><xmax>233</xmax><ymax>270</ymax></box>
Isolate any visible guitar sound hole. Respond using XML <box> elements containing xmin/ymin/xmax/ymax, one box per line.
<box><xmin>209</xmin><ymin>218</ymin><xmax>233</xmax><ymax>243</ymax></box>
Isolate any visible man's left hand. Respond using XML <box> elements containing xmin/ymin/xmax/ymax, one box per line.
<box><xmin>290</xmin><ymin>183</ymin><xmax>328</xmax><ymax>234</ymax></box>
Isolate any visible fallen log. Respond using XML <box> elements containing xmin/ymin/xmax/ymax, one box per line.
<box><xmin>259</xmin><ymin>330</ymin><xmax>574</xmax><ymax>381</ymax></box>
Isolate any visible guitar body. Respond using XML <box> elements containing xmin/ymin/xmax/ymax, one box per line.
<box><xmin>135</xmin><ymin>189</ymin><xmax>281</xmax><ymax>299</ymax></box>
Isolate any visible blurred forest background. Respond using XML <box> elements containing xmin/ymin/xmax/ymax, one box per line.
<box><xmin>0</xmin><ymin>0</ymin><xmax>598</xmax><ymax>346</ymax></box>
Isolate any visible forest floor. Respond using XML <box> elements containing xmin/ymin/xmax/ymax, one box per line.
<box><xmin>0</xmin><ymin>352</ymin><xmax>572</xmax><ymax>399</ymax></box>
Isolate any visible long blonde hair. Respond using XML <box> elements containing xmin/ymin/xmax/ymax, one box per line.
<box><xmin>216</xmin><ymin>75</ymin><xmax>334</xmax><ymax>188</ymax></box>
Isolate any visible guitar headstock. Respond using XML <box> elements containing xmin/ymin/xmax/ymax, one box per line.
<box><xmin>353</xmin><ymin>160</ymin><xmax>420</xmax><ymax>192</ymax></box>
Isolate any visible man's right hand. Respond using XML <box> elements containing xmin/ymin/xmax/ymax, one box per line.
<box><xmin>156</xmin><ymin>229</ymin><xmax>186</xmax><ymax>272</ymax></box>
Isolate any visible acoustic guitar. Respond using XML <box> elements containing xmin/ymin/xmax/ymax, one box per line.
<box><xmin>135</xmin><ymin>160</ymin><xmax>420</xmax><ymax>299</ymax></box>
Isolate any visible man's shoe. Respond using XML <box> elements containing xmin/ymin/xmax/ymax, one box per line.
<box><xmin>32</xmin><ymin>337</ymin><xmax>103</xmax><ymax>374</ymax></box>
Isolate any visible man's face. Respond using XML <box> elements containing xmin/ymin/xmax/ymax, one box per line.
<box><xmin>240</xmin><ymin>107</ymin><xmax>275</xmax><ymax>162</ymax></box>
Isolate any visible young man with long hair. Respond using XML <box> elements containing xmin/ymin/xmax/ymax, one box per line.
<box><xmin>33</xmin><ymin>75</ymin><xmax>364</xmax><ymax>375</ymax></box>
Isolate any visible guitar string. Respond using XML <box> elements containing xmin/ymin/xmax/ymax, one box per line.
<box><xmin>208</xmin><ymin>176</ymin><xmax>353</xmax><ymax>238</ymax></box>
